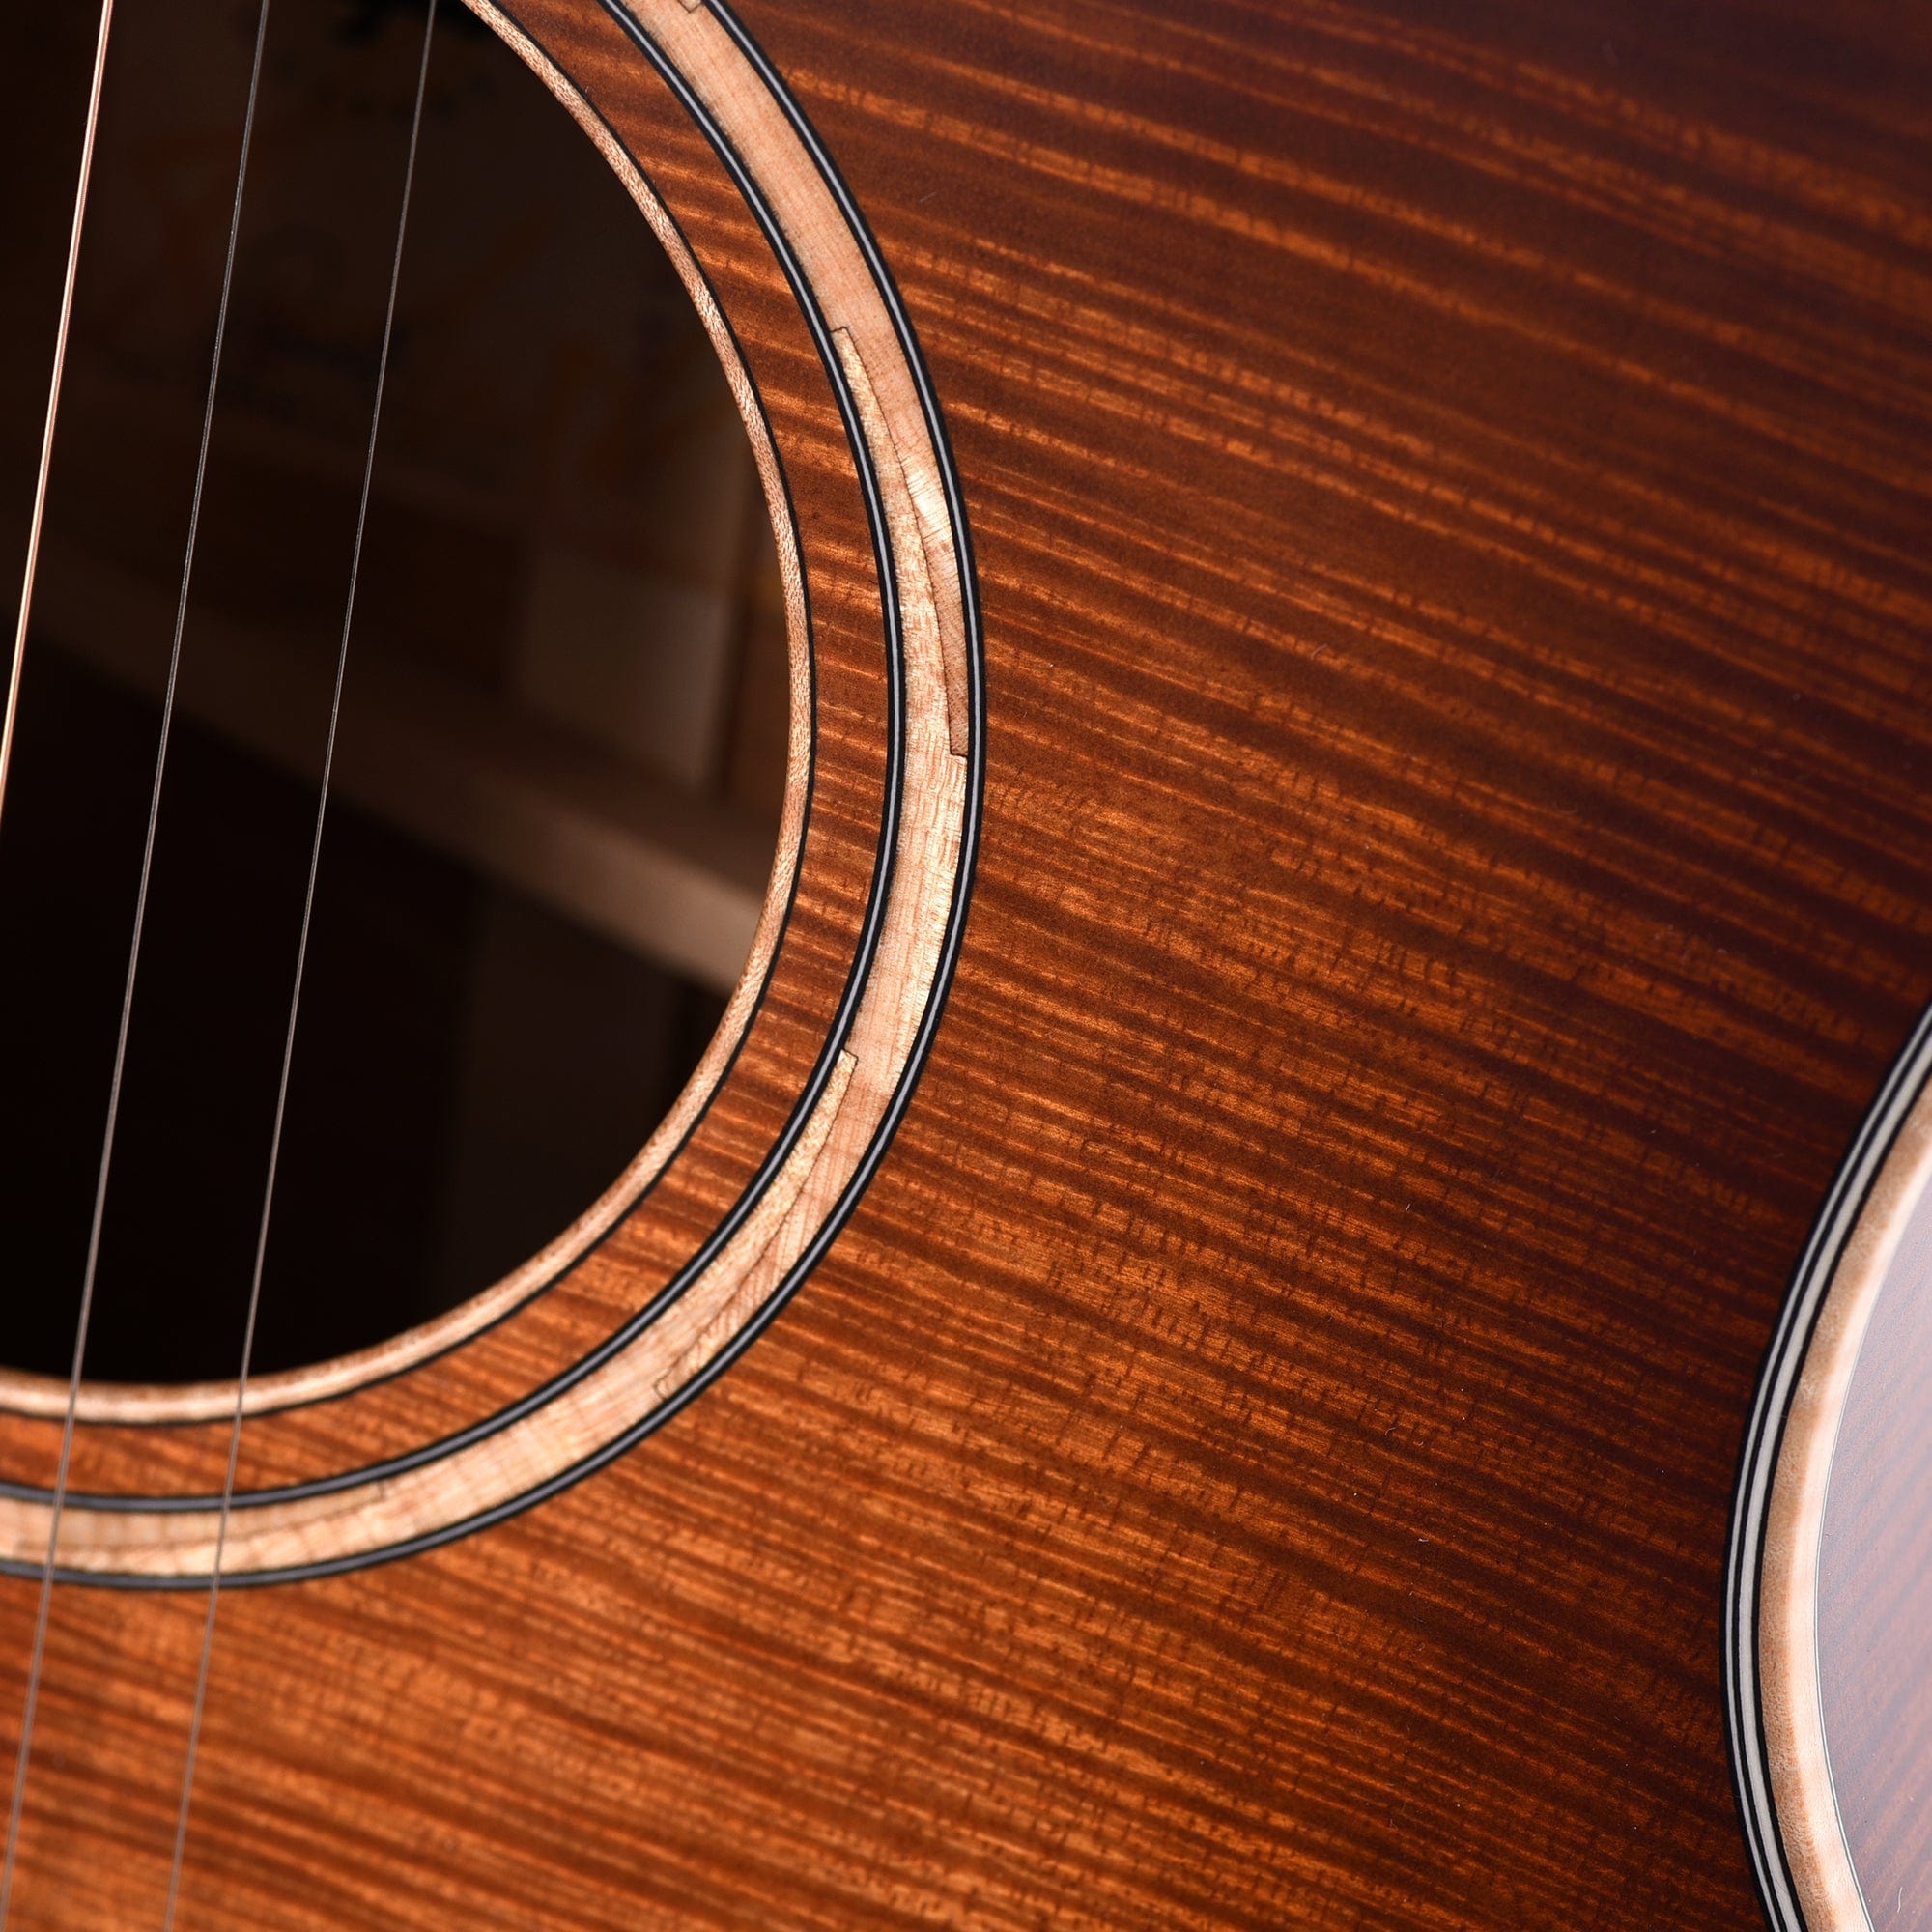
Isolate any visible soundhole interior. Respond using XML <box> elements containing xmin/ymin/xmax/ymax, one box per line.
<box><xmin>0</xmin><ymin>0</ymin><xmax>788</xmax><ymax>1382</ymax></box>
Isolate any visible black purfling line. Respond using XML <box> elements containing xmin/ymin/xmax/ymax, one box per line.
<box><xmin>0</xmin><ymin>26</ymin><xmax>824</xmax><ymax>1449</ymax></box>
<box><xmin>1720</xmin><ymin>997</ymin><xmax>1932</xmax><ymax>1931</ymax></box>
<box><xmin>700</xmin><ymin>0</ymin><xmax>990</xmax><ymax>1048</ymax></box>
<box><xmin>590</xmin><ymin>0</ymin><xmax>913</xmax><ymax>1192</ymax></box>
<box><xmin>0</xmin><ymin>179</ymin><xmax>818</xmax><ymax>1444</ymax></box>
<box><xmin>0</xmin><ymin>0</ymin><xmax>906</xmax><ymax>1469</ymax></box>
<box><xmin>0</xmin><ymin>0</ymin><xmax>989</xmax><ymax>1589</ymax></box>
<box><xmin>176</xmin><ymin>0</ymin><xmax>916</xmax><ymax>1497</ymax></box>
<box><xmin>0</xmin><ymin>0</ymin><xmax>922</xmax><ymax>1527</ymax></box>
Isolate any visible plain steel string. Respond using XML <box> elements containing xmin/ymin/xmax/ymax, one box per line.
<box><xmin>0</xmin><ymin>0</ymin><xmax>118</xmax><ymax>825</ymax></box>
<box><xmin>160</xmin><ymin>4</ymin><xmax>440</xmax><ymax>1919</ymax></box>
<box><xmin>0</xmin><ymin>0</ymin><xmax>121</xmax><ymax>1885</ymax></box>
<box><xmin>0</xmin><ymin>0</ymin><xmax>276</xmax><ymax>1920</ymax></box>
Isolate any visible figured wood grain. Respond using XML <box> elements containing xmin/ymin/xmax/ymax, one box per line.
<box><xmin>4</xmin><ymin>0</ymin><xmax>1932</xmax><ymax>1926</ymax></box>
<box><xmin>0</xmin><ymin>0</ymin><xmax>973</xmax><ymax>1576</ymax></box>
<box><xmin>0</xmin><ymin>0</ymin><xmax>899</xmax><ymax>1494</ymax></box>
<box><xmin>0</xmin><ymin>0</ymin><xmax>817</xmax><ymax>1429</ymax></box>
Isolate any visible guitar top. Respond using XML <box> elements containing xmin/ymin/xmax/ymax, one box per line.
<box><xmin>2</xmin><ymin>0</ymin><xmax>1931</xmax><ymax>1927</ymax></box>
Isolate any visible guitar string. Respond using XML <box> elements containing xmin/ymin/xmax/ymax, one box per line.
<box><xmin>0</xmin><ymin>0</ymin><xmax>119</xmax><ymax>830</ymax></box>
<box><xmin>159</xmin><ymin>4</ymin><xmax>440</xmax><ymax>1919</ymax></box>
<box><xmin>0</xmin><ymin>0</ymin><xmax>275</xmax><ymax>1921</ymax></box>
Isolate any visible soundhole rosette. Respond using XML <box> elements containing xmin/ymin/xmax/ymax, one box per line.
<box><xmin>0</xmin><ymin>0</ymin><xmax>981</xmax><ymax>1587</ymax></box>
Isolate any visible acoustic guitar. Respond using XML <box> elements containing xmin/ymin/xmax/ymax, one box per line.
<box><xmin>0</xmin><ymin>0</ymin><xmax>1927</xmax><ymax>1926</ymax></box>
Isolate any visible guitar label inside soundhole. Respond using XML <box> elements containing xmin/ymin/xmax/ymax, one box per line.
<box><xmin>0</xmin><ymin>0</ymin><xmax>787</xmax><ymax>1383</ymax></box>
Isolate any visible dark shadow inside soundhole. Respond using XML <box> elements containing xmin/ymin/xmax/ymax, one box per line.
<box><xmin>0</xmin><ymin>0</ymin><xmax>787</xmax><ymax>1381</ymax></box>
<box><xmin>0</xmin><ymin>650</ymin><xmax>724</xmax><ymax>1382</ymax></box>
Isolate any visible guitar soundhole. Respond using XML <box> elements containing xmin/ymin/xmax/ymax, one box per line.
<box><xmin>0</xmin><ymin>0</ymin><xmax>788</xmax><ymax>1383</ymax></box>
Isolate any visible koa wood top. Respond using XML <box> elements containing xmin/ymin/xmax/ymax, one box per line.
<box><xmin>3</xmin><ymin>1</ymin><xmax>1932</xmax><ymax>1927</ymax></box>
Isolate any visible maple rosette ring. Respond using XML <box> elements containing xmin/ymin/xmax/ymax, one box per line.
<box><xmin>0</xmin><ymin>0</ymin><xmax>980</xmax><ymax>1585</ymax></box>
